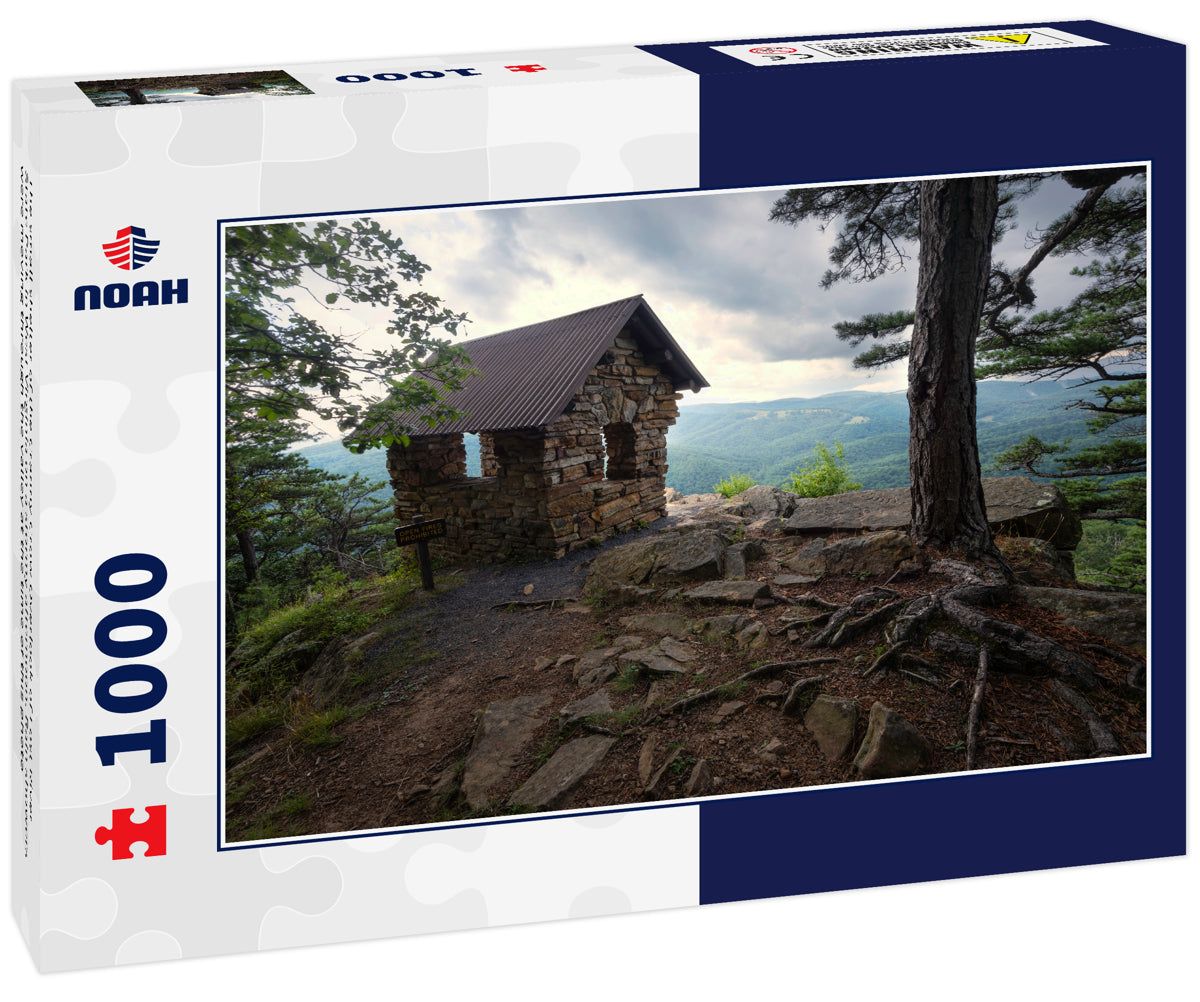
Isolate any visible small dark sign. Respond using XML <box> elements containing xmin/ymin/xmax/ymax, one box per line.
<box><xmin>395</xmin><ymin>517</ymin><xmax>446</xmax><ymax>591</ymax></box>
<box><xmin>394</xmin><ymin>518</ymin><xmax>447</xmax><ymax>546</ymax></box>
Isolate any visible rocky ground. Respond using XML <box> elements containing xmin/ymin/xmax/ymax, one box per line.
<box><xmin>224</xmin><ymin>481</ymin><xmax>1146</xmax><ymax>843</ymax></box>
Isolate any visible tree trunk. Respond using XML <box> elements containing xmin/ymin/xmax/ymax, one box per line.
<box><xmin>908</xmin><ymin>176</ymin><xmax>1000</xmax><ymax>555</ymax></box>
<box><xmin>236</xmin><ymin>528</ymin><xmax>260</xmax><ymax>582</ymax></box>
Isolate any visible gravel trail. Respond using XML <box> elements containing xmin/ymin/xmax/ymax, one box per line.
<box><xmin>374</xmin><ymin>513</ymin><xmax>685</xmax><ymax>675</ymax></box>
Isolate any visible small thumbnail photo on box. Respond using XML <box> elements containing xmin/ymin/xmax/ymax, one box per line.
<box><xmin>221</xmin><ymin>166</ymin><xmax>1147</xmax><ymax>845</ymax></box>
<box><xmin>76</xmin><ymin>69</ymin><xmax>312</xmax><ymax>107</ymax></box>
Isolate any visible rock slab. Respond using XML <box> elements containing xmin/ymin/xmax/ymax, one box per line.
<box><xmin>462</xmin><ymin>694</ymin><xmax>551</xmax><ymax>809</ymax></box>
<box><xmin>509</xmin><ymin>735</ymin><xmax>616</xmax><ymax>809</ymax></box>
<box><xmin>559</xmin><ymin>690</ymin><xmax>612</xmax><ymax>727</ymax></box>
<box><xmin>783</xmin><ymin>477</ymin><xmax>1081</xmax><ymax>550</ymax></box>
<box><xmin>573</xmin><ymin>647</ymin><xmax>623</xmax><ymax>686</ymax></box>
<box><xmin>586</xmin><ymin>528</ymin><xmax>728</xmax><ymax>591</ymax></box>
<box><xmin>784</xmin><ymin>531</ymin><xmax>916</xmax><ymax>578</ymax></box>
<box><xmin>683</xmin><ymin>580</ymin><xmax>770</xmax><ymax>605</ymax></box>
<box><xmin>1017</xmin><ymin>586</ymin><xmax>1146</xmax><ymax>654</ymax></box>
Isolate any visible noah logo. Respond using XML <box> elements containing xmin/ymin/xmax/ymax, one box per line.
<box><xmin>74</xmin><ymin>225</ymin><xmax>187</xmax><ymax>311</ymax></box>
<box><xmin>102</xmin><ymin>225</ymin><xmax>160</xmax><ymax>270</ymax></box>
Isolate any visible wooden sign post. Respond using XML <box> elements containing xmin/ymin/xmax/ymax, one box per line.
<box><xmin>394</xmin><ymin>515</ymin><xmax>446</xmax><ymax>591</ymax></box>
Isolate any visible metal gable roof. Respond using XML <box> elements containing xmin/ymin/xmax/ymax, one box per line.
<box><xmin>369</xmin><ymin>295</ymin><xmax>708</xmax><ymax>438</ymax></box>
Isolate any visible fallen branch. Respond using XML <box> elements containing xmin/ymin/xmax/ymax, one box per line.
<box><xmin>983</xmin><ymin>737</ymin><xmax>1037</xmax><ymax>747</ymax></box>
<box><xmin>966</xmin><ymin>646</ymin><xmax>990</xmax><ymax>770</ymax></box>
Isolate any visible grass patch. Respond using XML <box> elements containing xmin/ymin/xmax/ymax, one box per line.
<box><xmin>289</xmin><ymin>704</ymin><xmax>351</xmax><ymax>749</ymax></box>
<box><xmin>717</xmin><ymin>680</ymin><xmax>748</xmax><ymax>700</ymax></box>
<box><xmin>228</xmin><ymin>570</ymin><xmax>422</xmax><ymax>701</ymax></box>
<box><xmin>226</xmin><ymin>704</ymin><xmax>285</xmax><ymax>749</ymax></box>
<box><xmin>589</xmin><ymin>705</ymin><xmax>642</xmax><ymax>731</ymax></box>
<box><xmin>610</xmin><ymin>664</ymin><xmax>640</xmax><ymax>694</ymax></box>
<box><xmin>232</xmin><ymin>790</ymin><xmax>314</xmax><ymax>842</ymax></box>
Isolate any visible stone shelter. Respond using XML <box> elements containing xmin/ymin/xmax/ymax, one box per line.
<box><xmin>377</xmin><ymin>295</ymin><xmax>707</xmax><ymax>561</ymax></box>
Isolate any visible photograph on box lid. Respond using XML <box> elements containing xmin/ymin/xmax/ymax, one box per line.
<box><xmin>76</xmin><ymin>69</ymin><xmax>314</xmax><ymax>107</ymax></box>
<box><xmin>220</xmin><ymin>165</ymin><xmax>1147</xmax><ymax>843</ymax></box>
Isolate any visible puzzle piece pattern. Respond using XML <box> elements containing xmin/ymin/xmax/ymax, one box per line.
<box><xmin>39</xmin><ymin>778</ymin><xmax>342</xmax><ymax>970</ymax></box>
<box><xmin>27</xmin><ymin>47</ymin><xmax>703</xmax><ymax>969</ymax></box>
<box><xmin>40</xmin><ymin>878</ymin><xmax>118</xmax><ymax>941</ymax></box>
<box><xmin>403</xmin><ymin>809</ymin><xmax>700</xmax><ymax>928</ymax></box>
<box><xmin>95</xmin><ymin>806</ymin><xmax>167</xmax><ymax>860</ymax></box>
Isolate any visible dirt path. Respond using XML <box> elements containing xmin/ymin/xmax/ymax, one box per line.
<box><xmin>224</xmin><ymin>520</ymin><xmax>1146</xmax><ymax>843</ymax></box>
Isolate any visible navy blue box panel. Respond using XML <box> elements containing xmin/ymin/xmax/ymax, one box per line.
<box><xmin>698</xmin><ymin>756</ymin><xmax>1185</xmax><ymax>904</ymax></box>
<box><xmin>642</xmin><ymin>21</ymin><xmax>1186</xmax><ymax>188</ymax></box>
<box><xmin>641</xmin><ymin>20</ymin><xmax>1188</xmax><ymax>909</ymax></box>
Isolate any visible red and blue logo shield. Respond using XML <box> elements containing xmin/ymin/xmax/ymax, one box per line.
<box><xmin>102</xmin><ymin>225</ymin><xmax>160</xmax><ymax>270</ymax></box>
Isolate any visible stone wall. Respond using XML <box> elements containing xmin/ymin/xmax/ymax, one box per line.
<box><xmin>386</xmin><ymin>331</ymin><xmax>683</xmax><ymax>562</ymax></box>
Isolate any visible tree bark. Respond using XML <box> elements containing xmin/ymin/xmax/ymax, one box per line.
<box><xmin>236</xmin><ymin>528</ymin><xmax>260</xmax><ymax>582</ymax></box>
<box><xmin>908</xmin><ymin>177</ymin><xmax>1000</xmax><ymax>555</ymax></box>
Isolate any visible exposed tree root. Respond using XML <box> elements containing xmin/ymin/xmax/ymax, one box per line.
<box><xmin>782</xmin><ymin>568</ymin><xmax>1142</xmax><ymax>767</ymax></box>
<box><xmin>862</xmin><ymin>641</ymin><xmax>909</xmax><ymax>678</ymax></box>
<box><xmin>1047</xmin><ymin>681</ymin><xmax>1124</xmax><ymax>757</ymax></box>
<box><xmin>643</xmin><ymin>658</ymin><xmax>838</xmax><ymax>724</ymax></box>
<box><xmin>793</xmin><ymin>579</ymin><xmax>1105</xmax><ymax>693</ymax></box>
<box><xmin>965</xmin><ymin>646</ymin><xmax>990</xmax><ymax>770</ymax></box>
<box><xmin>1081</xmin><ymin>643</ymin><xmax>1145</xmax><ymax>693</ymax></box>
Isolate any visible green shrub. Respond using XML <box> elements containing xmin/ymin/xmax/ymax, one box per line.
<box><xmin>713</xmin><ymin>473</ymin><xmax>757</xmax><ymax>498</ymax></box>
<box><xmin>785</xmin><ymin>442</ymin><xmax>862</xmax><ymax>497</ymax></box>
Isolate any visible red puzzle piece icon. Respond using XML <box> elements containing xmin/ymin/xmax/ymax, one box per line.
<box><xmin>95</xmin><ymin>805</ymin><xmax>167</xmax><ymax>860</ymax></box>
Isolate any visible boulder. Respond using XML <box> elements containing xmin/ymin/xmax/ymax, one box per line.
<box><xmin>997</xmin><ymin>536</ymin><xmax>1077</xmax><ymax>586</ymax></box>
<box><xmin>784</xmin><ymin>531</ymin><xmax>916</xmax><ymax>579</ymax></box>
<box><xmin>783</xmin><ymin>477</ymin><xmax>1082</xmax><ymax>550</ymax></box>
<box><xmin>585</xmin><ymin>528</ymin><xmax>728</xmax><ymax>593</ymax></box>
<box><xmin>803</xmin><ymin>695</ymin><xmax>858</xmax><ymax>760</ymax></box>
<box><xmin>736</xmin><ymin>484</ymin><xmax>799</xmax><ymax>519</ymax></box>
<box><xmin>1017</xmin><ymin>586</ymin><xmax>1147</xmax><ymax>654</ymax></box>
<box><xmin>852</xmin><ymin>703</ymin><xmax>931</xmax><ymax>779</ymax></box>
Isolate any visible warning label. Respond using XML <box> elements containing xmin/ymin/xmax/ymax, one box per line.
<box><xmin>713</xmin><ymin>27</ymin><xmax>1104</xmax><ymax>67</ymax></box>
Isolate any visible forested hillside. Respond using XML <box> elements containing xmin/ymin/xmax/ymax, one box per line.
<box><xmin>299</xmin><ymin>379</ymin><xmax>1132</xmax><ymax>497</ymax></box>
<box><xmin>663</xmin><ymin>380</ymin><xmax>1129</xmax><ymax>494</ymax></box>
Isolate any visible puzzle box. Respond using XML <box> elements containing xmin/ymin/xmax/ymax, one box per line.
<box><xmin>11</xmin><ymin>20</ymin><xmax>1184</xmax><ymax>971</ymax></box>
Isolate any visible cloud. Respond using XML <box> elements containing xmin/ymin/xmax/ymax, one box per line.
<box><xmin>336</xmin><ymin>171</ymin><xmax>1096</xmax><ymax>408</ymax></box>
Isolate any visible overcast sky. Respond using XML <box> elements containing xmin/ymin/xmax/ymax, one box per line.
<box><xmin>291</xmin><ymin>170</ymin><xmax>1115</xmax><ymax>437</ymax></box>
